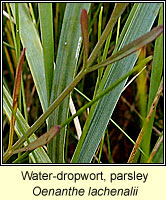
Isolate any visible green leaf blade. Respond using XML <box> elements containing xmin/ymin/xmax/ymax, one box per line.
<box><xmin>10</xmin><ymin>3</ymin><xmax>48</xmax><ymax>112</ymax></box>
<box><xmin>140</xmin><ymin>5</ymin><xmax>163</xmax><ymax>162</ymax></box>
<box><xmin>39</xmin><ymin>3</ymin><xmax>54</xmax><ymax>102</ymax></box>
<box><xmin>48</xmin><ymin>3</ymin><xmax>91</xmax><ymax>163</ymax></box>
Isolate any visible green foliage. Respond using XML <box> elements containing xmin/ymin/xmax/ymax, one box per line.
<box><xmin>3</xmin><ymin>3</ymin><xmax>163</xmax><ymax>164</ymax></box>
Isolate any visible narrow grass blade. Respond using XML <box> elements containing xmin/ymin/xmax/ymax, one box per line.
<box><xmin>15</xmin><ymin>3</ymin><xmax>20</xmax><ymax>59</ymax></box>
<box><xmin>106</xmin><ymin>129</ymin><xmax>111</xmax><ymax>163</ymax></box>
<box><xmin>98</xmin><ymin>133</ymin><xmax>105</xmax><ymax>163</ymax></box>
<box><xmin>39</xmin><ymin>3</ymin><xmax>54</xmax><ymax>102</ymax></box>
<box><xmin>98</xmin><ymin>6</ymin><xmax>103</xmax><ymax>63</ymax></box>
<box><xmin>93</xmin><ymin>6</ymin><xmax>104</xmax><ymax>97</ymax></box>
<box><xmin>110</xmin><ymin>118</ymin><xmax>146</xmax><ymax>157</ymax></box>
<box><xmin>136</xmin><ymin>47</ymin><xmax>147</xmax><ymax>119</ymax></box>
<box><xmin>3</xmin><ymin>41</ymin><xmax>15</xmax><ymax>50</ymax></box>
<box><xmin>140</xmin><ymin>5</ymin><xmax>163</xmax><ymax>162</ymax></box>
<box><xmin>6</xmin><ymin>3</ymin><xmax>17</xmax><ymax>56</ymax></box>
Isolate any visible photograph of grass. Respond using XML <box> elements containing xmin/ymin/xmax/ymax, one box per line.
<box><xmin>2</xmin><ymin>2</ymin><xmax>164</xmax><ymax>164</ymax></box>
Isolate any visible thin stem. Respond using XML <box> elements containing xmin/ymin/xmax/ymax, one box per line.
<box><xmin>6</xmin><ymin>3</ymin><xmax>17</xmax><ymax>56</ymax></box>
<box><xmin>3</xmin><ymin>69</ymin><xmax>86</xmax><ymax>162</ymax></box>
<box><xmin>61</xmin><ymin>57</ymin><xmax>152</xmax><ymax>128</ymax></box>
<box><xmin>87</xmin><ymin>26</ymin><xmax>163</xmax><ymax>73</ymax></box>
<box><xmin>87</xmin><ymin>3</ymin><xmax>128</xmax><ymax>67</ymax></box>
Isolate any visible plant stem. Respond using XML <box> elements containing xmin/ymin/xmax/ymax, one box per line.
<box><xmin>87</xmin><ymin>3</ymin><xmax>128</xmax><ymax>67</ymax></box>
<box><xmin>61</xmin><ymin>57</ymin><xmax>152</xmax><ymax>128</ymax></box>
<box><xmin>127</xmin><ymin>79</ymin><xmax>163</xmax><ymax>163</ymax></box>
<box><xmin>3</xmin><ymin>69</ymin><xmax>86</xmax><ymax>162</ymax></box>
